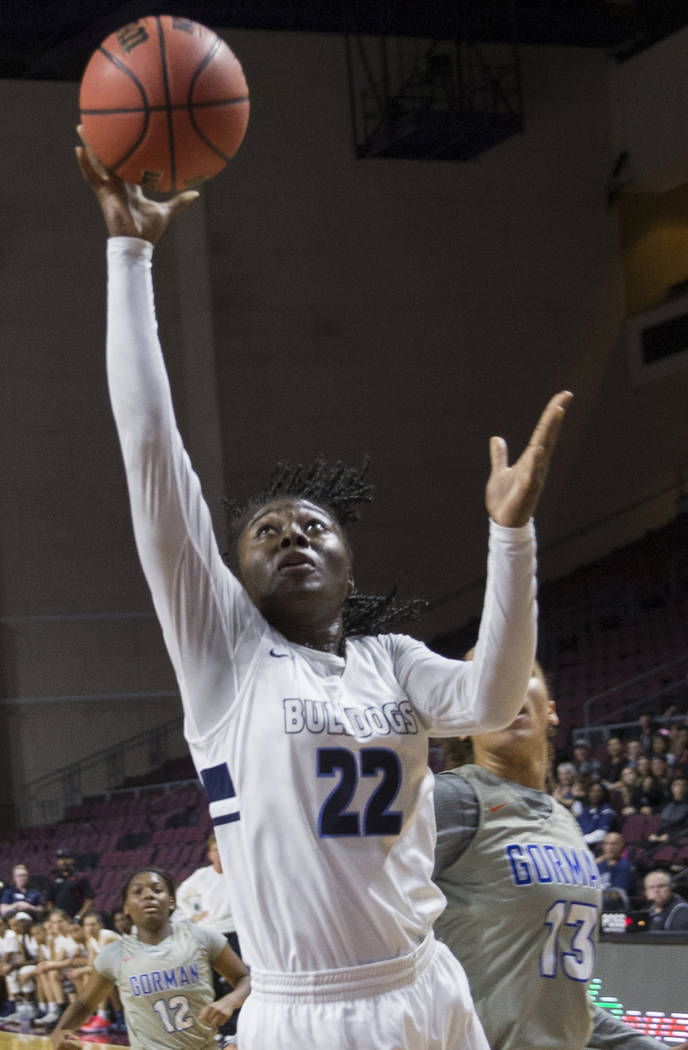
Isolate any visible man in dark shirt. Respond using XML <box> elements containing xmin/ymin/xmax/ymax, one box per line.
<box><xmin>46</xmin><ymin>849</ymin><xmax>93</xmax><ymax>920</ymax></box>
<box><xmin>644</xmin><ymin>869</ymin><xmax>688</xmax><ymax>931</ymax></box>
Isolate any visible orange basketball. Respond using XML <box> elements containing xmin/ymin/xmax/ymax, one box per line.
<box><xmin>79</xmin><ymin>14</ymin><xmax>249</xmax><ymax>193</ymax></box>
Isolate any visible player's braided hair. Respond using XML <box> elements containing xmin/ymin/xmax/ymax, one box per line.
<box><xmin>223</xmin><ymin>457</ymin><xmax>426</xmax><ymax>637</ymax></box>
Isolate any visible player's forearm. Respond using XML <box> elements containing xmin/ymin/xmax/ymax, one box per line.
<box><xmin>463</xmin><ymin>519</ymin><xmax>537</xmax><ymax>732</ymax></box>
<box><xmin>589</xmin><ymin>1004</ymin><xmax>676</xmax><ymax>1049</ymax></box>
<box><xmin>52</xmin><ymin>996</ymin><xmax>92</xmax><ymax>1037</ymax></box>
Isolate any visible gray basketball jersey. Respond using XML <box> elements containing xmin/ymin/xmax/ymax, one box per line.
<box><xmin>94</xmin><ymin>921</ymin><xmax>225</xmax><ymax>1050</ymax></box>
<box><xmin>434</xmin><ymin>765</ymin><xmax>601</xmax><ymax>1050</ymax></box>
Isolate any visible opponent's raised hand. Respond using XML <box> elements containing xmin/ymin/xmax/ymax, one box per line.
<box><xmin>75</xmin><ymin>125</ymin><xmax>198</xmax><ymax>243</ymax></box>
<box><xmin>485</xmin><ymin>391</ymin><xmax>572</xmax><ymax>528</ymax></box>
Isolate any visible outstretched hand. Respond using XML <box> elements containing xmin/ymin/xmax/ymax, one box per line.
<box><xmin>485</xmin><ymin>391</ymin><xmax>573</xmax><ymax>528</ymax></box>
<box><xmin>75</xmin><ymin>125</ymin><xmax>199</xmax><ymax>243</ymax></box>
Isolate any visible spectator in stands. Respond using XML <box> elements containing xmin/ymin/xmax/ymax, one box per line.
<box><xmin>110</xmin><ymin>909</ymin><xmax>131</xmax><ymax>936</ymax></box>
<box><xmin>648</xmin><ymin>775</ymin><xmax>688</xmax><ymax>844</ymax></box>
<box><xmin>637</xmin><ymin>772</ymin><xmax>667</xmax><ymax>814</ymax></box>
<box><xmin>668</xmin><ymin>726</ymin><xmax>688</xmax><ymax>775</ymax></box>
<box><xmin>636</xmin><ymin>754</ymin><xmax>651</xmax><ymax>778</ymax></box>
<box><xmin>650</xmin><ymin>731</ymin><xmax>672</xmax><ymax>764</ymax></box>
<box><xmin>0</xmin><ymin>915</ymin><xmax>20</xmax><ymax>1019</ymax></box>
<box><xmin>600</xmin><ymin>736</ymin><xmax>626</xmax><ymax>787</ymax></box>
<box><xmin>650</xmin><ymin>755</ymin><xmax>672</xmax><ymax>803</ymax></box>
<box><xmin>551</xmin><ymin>761</ymin><xmax>577</xmax><ymax>810</ymax></box>
<box><xmin>637</xmin><ymin>711</ymin><xmax>657</xmax><ymax>755</ymax></box>
<box><xmin>610</xmin><ymin>765</ymin><xmax>643</xmax><ymax>816</ymax></box>
<box><xmin>597</xmin><ymin>831</ymin><xmax>637</xmax><ymax>909</ymax></box>
<box><xmin>623</xmin><ymin>738</ymin><xmax>642</xmax><ymax>768</ymax></box>
<box><xmin>0</xmin><ymin>913</ymin><xmax>39</xmax><ymax>1014</ymax></box>
<box><xmin>570</xmin><ymin>737</ymin><xmax>601</xmax><ymax>781</ymax></box>
<box><xmin>576</xmin><ymin>781</ymin><xmax>618</xmax><ymax>853</ymax></box>
<box><xmin>174</xmin><ymin>834</ymin><xmax>242</xmax><ymax>1040</ymax></box>
<box><xmin>35</xmin><ymin>909</ymin><xmax>81</xmax><ymax>1028</ymax></box>
<box><xmin>0</xmin><ymin>864</ymin><xmax>45</xmax><ymax>921</ymax></box>
<box><xmin>46</xmin><ymin>850</ymin><xmax>93</xmax><ymax>921</ymax></box>
<box><xmin>644</xmin><ymin>869</ymin><xmax>688</xmax><ymax>931</ymax></box>
<box><xmin>66</xmin><ymin>912</ymin><xmax>120</xmax><ymax>1034</ymax></box>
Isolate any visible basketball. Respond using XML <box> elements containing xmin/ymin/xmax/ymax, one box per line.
<box><xmin>79</xmin><ymin>14</ymin><xmax>249</xmax><ymax>193</ymax></box>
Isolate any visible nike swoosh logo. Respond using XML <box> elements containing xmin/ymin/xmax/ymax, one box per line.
<box><xmin>270</xmin><ymin>648</ymin><xmax>289</xmax><ymax>658</ymax></box>
<box><xmin>489</xmin><ymin>803</ymin><xmax>507</xmax><ymax>812</ymax></box>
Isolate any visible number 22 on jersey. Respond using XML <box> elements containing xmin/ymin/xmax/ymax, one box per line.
<box><xmin>317</xmin><ymin>746</ymin><xmax>403</xmax><ymax>837</ymax></box>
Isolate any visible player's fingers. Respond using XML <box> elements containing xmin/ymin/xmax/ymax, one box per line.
<box><xmin>76</xmin><ymin>125</ymin><xmax>110</xmax><ymax>180</ymax></box>
<box><xmin>527</xmin><ymin>390</ymin><xmax>572</xmax><ymax>460</ymax></box>
<box><xmin>167</xmin><ymin>190</ymin><xmax>201</xmax><ymax>217</ymax></box>
<box><xmin>489</xmin><ymin>435</ymin><xmax>508</xmax><ymax>473</ymax></box>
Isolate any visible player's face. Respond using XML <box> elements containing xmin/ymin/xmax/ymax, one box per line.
<box><xmin>473</xmin><ymin>665</ymin><xmax>557</xmax><ymax>760</ymax></box>
<box><xmin>124</xmin><ymin>872</ymin><xmax>174</xmax><ymax>931</ymax></box>
<box><xmin>237</xmin><ymin>498</ymin><xmax>353</xmax><ymax>625</ymax></box>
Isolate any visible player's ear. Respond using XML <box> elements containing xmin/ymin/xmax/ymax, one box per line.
<box><xmin>547</xmin><ymin>700</ymin><xmax>559</xmax><ymax>727</ymax></box>
<box><xmin>347</xmin><ymin>570</ymin><xmax>355</xmax><ymax>596</ymax></box>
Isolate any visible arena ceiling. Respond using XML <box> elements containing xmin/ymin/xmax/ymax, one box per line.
<box><xmin>1</xmin><ymin>0</ymin><xmax>687</xmax><ymax>82</ymax></box>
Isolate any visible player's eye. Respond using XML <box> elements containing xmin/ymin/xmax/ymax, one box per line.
<box><xmin>305</xmin><ymin>519</ymin><xmax>326</xmax><ymax>532</ymax></box>
<box><xmin>255</xmin><ymin>522</ymin><xmax>276</xmax><ymax>537</ymax></box>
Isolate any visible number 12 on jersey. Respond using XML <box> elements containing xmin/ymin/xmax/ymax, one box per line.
<box><xmin>540</xmin><ymin>900</ymin><xmax>597</xmax><ymax>981</ymax></box>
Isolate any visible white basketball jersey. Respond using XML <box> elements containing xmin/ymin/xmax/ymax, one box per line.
<box><xmin>106</xmin><ymin>237</ymin><xmax>538</xmax><ymax>976</ymax></box>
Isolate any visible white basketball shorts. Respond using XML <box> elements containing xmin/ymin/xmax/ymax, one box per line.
<box><xmin>237</xmin><ymin>932</ymin><xmax>490</xmax><ymax>1050</ymax></box>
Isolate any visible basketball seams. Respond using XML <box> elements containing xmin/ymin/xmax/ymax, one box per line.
<box><xmin>79</xmin><ymin>15</ymin><xmax>249</xmax><ymax>191</ymax></box>
<box><xmin>95</xmin><ymin>46</ymin><xmax>150</xmax><ymax>176</ymax></box>
<box><xmin>155</xmin><ymin>16</ymin><xmax>176</xmax><ymax>191</ymax></box>
<box><xmin>188</xmin><ymin>37</ymin><xmax>241</xmax><ymax>163</ymax></box>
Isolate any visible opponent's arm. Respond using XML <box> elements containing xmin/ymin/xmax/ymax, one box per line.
<box><xmin>198</xmin><ymin>943</ymin><xmax>250</xmax><ymax>1027</ymax></box>
<box><xmin>50</xmin><ymin>971</ymin><xmax>115</xmax><ymax>1050</ymax></box>
<box><xmin>588</xmin><ymin>1003</ymin><xmax>688</xmax><ymax>1050</ymax></box>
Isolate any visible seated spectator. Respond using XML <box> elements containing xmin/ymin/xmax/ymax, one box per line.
<box><xmin>597</xmin><ymin>831</ymin><xmax>637</xmax><ymax>909</ymax></box>
<box><xmin>570</xmin><ymin>776</ymin><xmax>588</xmax><ymax>817</ymax></box>
<box><xmin>570</xmin><ymin>737</ymin><xmax>601</xmax><ymax>781</ymax></box>
<box><xmin>600</xmin><ymin>736</ymin><xmax>626</xmax><ymax>786</ymax></box>
<box><xmin>46</xmin><ymin>850</ymin><xmax>93</xmax><ymax>921</ymax></box>
<box><xmin>648</xmin><ymin>775</ymin><xmax>688</xmax><ymax>843</ymax></box>
<box><xmin>610</xmin><ymin>765</ymin><xmax>643</xmax><ymax>816</ymax></box>
<box><xmin>669</xmin><ymin>726</ymin><xmax>688</xmax><ymax>775</ymax></box>
<box><xmin>624</xmin><ymin>738</ymin><xmax>643</xmax><ymax>768</ymax></box>
<box><xmin>0</xmin><ymin>865</ymin><xmax>45</xmax><ymax>922</ymax></box>
<box><xmin>650</xmin><ymin>755</ymin><xmax>672</xmax><ymax>803</ymax></box>
<box><xmin>637</xmin><ymin>711</ymin><xmax>657</xmax><ymax>755</ymax></box>
<box><xmin>637</xmin><ymin>773</ymin><xmax>666</xmax><ymax>815</ymax></box>
<box><xmin>67</xmin><ymin>912</ymin><xmax>120</xmax><ymax>1034</ymax></box>
<box><xmin>636</xmin><ymin>754</ymin><xmax>651</xmax><ymax>778</ymax></box>
<box><xmin>650</xmin><ymin>731</ymin><xmax>672</xmax><ymax>765</ymax></box>
<box><xmin>0</xmin><ymin>915</ymin><xmax>20</xmax><ymax>1018</ymax></box>
<box><xmin>551</xmin><ymin>761</ymin><xmax>577</xmax><ymax>810</ymax></box>
<box><xmin>576</xmin><ymin>781</ymin><xmax>618</xmax><ymax>853</ymax></box>
<box><xmin>110</xmin><ymin>909</ymin><xmax>132</xmax><ymax>937</ymax></box>
<box><xmin>644</xmin><ymin>869</ymin><xmax>688</xmax><ymax>931</ymax></box>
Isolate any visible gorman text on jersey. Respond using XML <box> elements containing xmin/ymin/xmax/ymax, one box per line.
<box><xmin>506</xmin><ymin>842</ymin><xmax>600</xmax><ymax>888</ymax></box>
<box><xmin>129</xmin><ymin>963</ymin><xmax>200</xmax><ymax>996</ymax></box>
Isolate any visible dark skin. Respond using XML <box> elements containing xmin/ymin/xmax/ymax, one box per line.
<box><xmin>76</xmin><ymin>125</ymin><xmax>572</xmax><ymax>654</ymax></box>
<box><xmin>50</xmin><ymin>872</ymin><xmax>250</xmax><ymax>1050</ymax></box>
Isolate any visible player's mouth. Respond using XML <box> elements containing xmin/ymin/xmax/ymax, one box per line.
<box><xmin>278</xmin><ymin>553</ymin><xmax>314</xmax><ymax>571</ymax></box>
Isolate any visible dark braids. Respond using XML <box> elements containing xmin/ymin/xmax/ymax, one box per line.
<box><xmin>223</xmin><ymin>457</ymin><xmax>426</xmax><ymax>637</ymax></box>
<box><xmin>223</xmin><ymin>456</ymin><xmax>375</xmax><ymax>534</ymax></box>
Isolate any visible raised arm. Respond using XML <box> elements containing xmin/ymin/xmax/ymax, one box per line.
<box><xmin>76</xmin><ymin>130</ymin><xmax>259</xmax><ymax>739</ymax></box>
<box><xmin>396</xmin><ymin>392</ymin><xmax>571</xmax><ymax>735</ymax></box>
